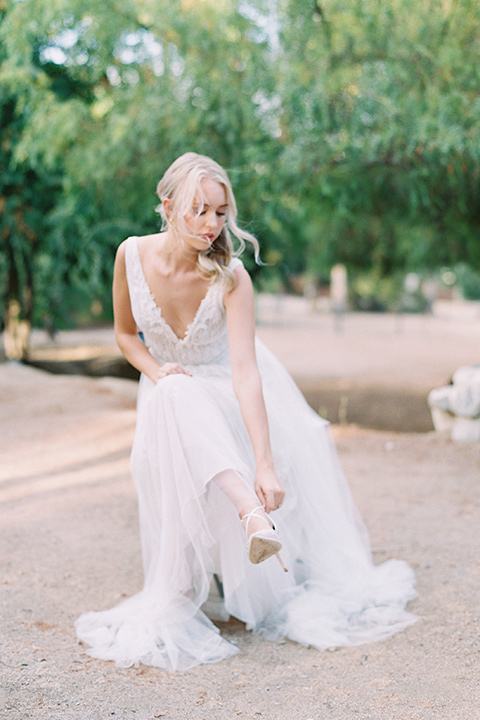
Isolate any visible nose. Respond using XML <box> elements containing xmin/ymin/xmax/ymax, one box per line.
<box><xmin>205</xmin><ymin>211</ymin><xmax>216</xmax><ymax>230</ymax></box>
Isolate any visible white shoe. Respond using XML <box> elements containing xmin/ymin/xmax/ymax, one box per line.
<box><xmin>240</xmin><ymin>506</ymin><xmax>288</xmax><ymax>572</ymax></box>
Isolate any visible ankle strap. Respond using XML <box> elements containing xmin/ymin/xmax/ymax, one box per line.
<box><xmin>240</xmin><ymin>506</ymin><xmax>274</xmax><ymax>535</ymax></box>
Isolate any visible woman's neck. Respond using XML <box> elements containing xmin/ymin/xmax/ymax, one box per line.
<box><xmin>157</xmin><ymin>229</ymin><xmax>200</xmax><ymax>274</ymax></box>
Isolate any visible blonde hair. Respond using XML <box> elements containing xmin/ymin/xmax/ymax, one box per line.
<box><xmin>156</xmin><ymin>152</ymin><xmax>260</xmax><ymax>290</ymax></box>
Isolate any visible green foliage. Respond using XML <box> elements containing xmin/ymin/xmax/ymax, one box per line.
<box><xmin>1</xmin><ymin>0</ymin><xmax>480</xmax><ymax>332</ymax></box>
<box><xmin>277</xmin><ymin>0</ymin><xmax>480</xmax><ymax>276</ymax></box>
<box><xmin>350</xmin><ymin>270</ymin><xmax>430</xmax><ymax>313</ymax></box>
<box><xmin>455</xmin><ymin>263</ymin><xmax>480</xmax><ymax>301</ymax></box>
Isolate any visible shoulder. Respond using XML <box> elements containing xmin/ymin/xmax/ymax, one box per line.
<box><xmin>228</xmin><ymin>257</ymin><xmax>244</xmax><ymax>272</ymax></box>
<box><xmin>115</xmin><ymin>232</ymin><xmax>163</xmax><ymax>262</ymax></box>
<box><xmin>115</xmin><ymin>238</ymin><xmax>129</xmax><ymax>261</ymax></box>
<box><xmin>114</xmin><ymin>237</ymin><xmax>137</xmax><ymax>272</ymax></box>
<box><xmin>224</xmin><ymin>262</ymin><xmax>253</xmax><ymax>308</ymax></box>
<box><xmin>114</xmin><ymin>235</ymin><xmax>142</xmax><ymax>275</ymax></box>
<box><xmin>136</xmin><ymin>232</ymin><xmax>163</xmax><ymax>244</ymax></box>
<box><xmin>228</xmin><ymin>258</ymin><xmax>251</xmax><ymax>289</ymax></box>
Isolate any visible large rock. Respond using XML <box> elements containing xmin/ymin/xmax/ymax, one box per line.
<box><xmin>428</xmin><ymin>365</ymin><xmax>480</xmax><ymax>442</ymax></box>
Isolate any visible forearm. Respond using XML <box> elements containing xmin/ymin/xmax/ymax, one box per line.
<box><xmin>232</xmin><ymin>368</ymin><xmax>274</xmax><ymax>470</ymax></box>
<box><xmin>116</xmin><ymin>331</ymin><xmax>162</xmax><ymax>382</ymax></box>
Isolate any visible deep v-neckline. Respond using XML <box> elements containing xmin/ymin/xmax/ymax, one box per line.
<box><xmin>133</xmin><ymin>237</ymin><xmax>213</xmax><ymax>342</ymax></box>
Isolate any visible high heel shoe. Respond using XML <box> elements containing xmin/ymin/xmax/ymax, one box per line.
<box><xmin>240</xmin><ymin>506</ymin><xmax>288</xmax><ymax>572</ymax></box>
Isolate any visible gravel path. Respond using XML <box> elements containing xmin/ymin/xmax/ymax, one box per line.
<box><xmin>1</xmin><ymin>304</ymin><xmax>479</xmax><ymax>719</ymax></box>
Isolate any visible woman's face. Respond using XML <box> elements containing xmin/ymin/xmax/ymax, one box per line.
<box><xmin>183</xmin><ymin>178</ymin><xmax>228</xmax><ymax>250</ymax></box>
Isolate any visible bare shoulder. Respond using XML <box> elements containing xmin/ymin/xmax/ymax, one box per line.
<box><xmin>136</xmin><ymin>232</ymin><xmax>165</xmax><ymax>253</ymax></box>
<box><xmin>233</xmin><ymin>263</ymin><xmax>251</xmax><ymax>283</ymax></box>
<box><xmin>114</xmin><ymin>238</ymin><xmax>134</xmax><ymax>276</ymax></box>
<box><xmin>224</xmin><ymin>264</ymin><xmax>254</xmax><ymax>307</ymax></box>
<box><xmin>116</xmin><ymin>233</ymin><xmax>163</xmax><ymax>265</ymax></box>
<box><xmin>115</xmin><ymin>239</ymin><xmax>128</xmax><ymax>260</ymax></box>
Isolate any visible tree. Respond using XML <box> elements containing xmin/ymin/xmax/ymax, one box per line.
<box><xmin>2</xmin><ymin>0</ymin><xmax>480</xmax><ymax>355</ymax></box>
<box><xmin>274</xmin><ymin>0</ymin><xmax>480</xmax><ymax>276</ymax></box>
<box><xmin>1</xmin><ymin>0</ymin><xmax>278</xmax><ymax>355</ymax></box>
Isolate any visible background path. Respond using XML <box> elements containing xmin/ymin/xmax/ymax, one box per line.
<box><xmin>1</xmin><ymin>301</ymin><xmax>479</xmax><ymax>719</ymax></box>
<box><xmin>24</xmin><ymin>297</ymin><xmax>480</xmax><ymax>431</ymax></box>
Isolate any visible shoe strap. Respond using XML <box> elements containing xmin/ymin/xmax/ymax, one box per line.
<box><xmin>240</xmin><ymin>505</ymin><xmax>274</xmax><ymax>536</ymax></box>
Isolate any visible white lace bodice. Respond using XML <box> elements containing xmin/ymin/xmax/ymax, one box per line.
<box><xmin>125</xmin><ymin>236</ymin><xmax>242</xmax><ymax>368</ymax></box>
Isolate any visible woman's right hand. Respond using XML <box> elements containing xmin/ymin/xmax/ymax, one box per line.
<box><xmin>153</xmin><ymin>362</ymin><xmax>192</xmax><ymax>383</ymax></box>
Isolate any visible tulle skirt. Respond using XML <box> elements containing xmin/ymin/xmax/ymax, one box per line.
<box><xmin>75</xmin><ymin>340</ymin><xmax>416</xmax><ymax>671</ymax></box>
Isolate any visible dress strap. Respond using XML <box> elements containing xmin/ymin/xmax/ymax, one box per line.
<box><xmin>124</xmin><ymin>236</ymin><xmax>143</xmax><ymax>310</ymax></box>
<box><xmin>229</xmin><ymin>257</ymin><xmax>244</xmax><ymax>271</ymax></box>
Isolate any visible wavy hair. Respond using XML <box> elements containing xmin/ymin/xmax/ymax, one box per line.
<box><xmin>156</xmin><ymin>152</ymin><xmax>260</xmax><ymax>291</ymax></box>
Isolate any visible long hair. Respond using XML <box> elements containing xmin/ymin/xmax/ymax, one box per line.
<box><xmin>156</xmin><ymin>152</ymin><xmax>260</xmax><ymax>290</ymax></box>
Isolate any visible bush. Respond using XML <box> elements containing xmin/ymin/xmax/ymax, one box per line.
<box><xmin>350</xmin><ymin>271</ymin><xmax>430</xmax><ymax>313</ymax></box>
<box><xmin>455</xmin><ymin>264</ymin><xmax>480</xmax><ymax>301</ymax></box>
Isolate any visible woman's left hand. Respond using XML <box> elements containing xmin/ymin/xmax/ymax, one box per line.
<box><xmin>255</xmin><ymin>466</ymin><xmax>285</xmax><ymax>514</ymax></box>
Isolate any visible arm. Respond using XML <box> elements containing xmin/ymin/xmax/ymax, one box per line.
<box><xmin>224</xmin><ymin>267</ymin><xmax>285</xmax><ymax>513</ymax></box>
<box><xmin>113</xmin><ymin>242</ymin><xmax>191</xmax><ymax>383</ymax></box>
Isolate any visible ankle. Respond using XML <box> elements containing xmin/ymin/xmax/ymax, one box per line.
<box><xmin>240</xmin><ymin>505</ymin><xmax>274</xmax><ymax>540</ymax></box>
<box><xmin>238</xmin><ymin>502</ymin><xmax>261</xmax><ymax>519</ymax></box>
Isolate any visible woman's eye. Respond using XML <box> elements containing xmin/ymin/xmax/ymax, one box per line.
<box><xmin>216</xmin><ymin>212</ymin><xmax>226</xmax><ymax>217</ymax></box>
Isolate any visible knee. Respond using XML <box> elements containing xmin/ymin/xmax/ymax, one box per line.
<box><xmin>155</xmin><ymin>373</ymin><xmax>193</xmax><ymax>401</ymax></box>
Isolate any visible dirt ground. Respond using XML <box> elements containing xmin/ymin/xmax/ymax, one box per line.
<box><xmin>1</xmin><ymin>303</ymin><xmax>480</xmax><ymax>720</ymax></box>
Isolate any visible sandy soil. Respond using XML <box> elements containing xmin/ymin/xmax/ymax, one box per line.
<box><xmin>1</xmin><ymin>305</ymin><xmax>480</xmax><ymax>720</ymax></box>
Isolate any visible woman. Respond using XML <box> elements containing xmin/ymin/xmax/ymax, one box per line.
<box><xmin>75</xmin><ymin>152</ymin><xmax>416</xmax><ymax>671</ymax></box>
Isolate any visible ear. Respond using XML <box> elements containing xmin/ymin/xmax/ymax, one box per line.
<box><xmin>162</xmin><ymin>197</ymin><xmax>173</xmax><ymax>217</ymax></box>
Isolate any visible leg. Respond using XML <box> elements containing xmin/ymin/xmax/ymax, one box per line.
<box><xmin>211</xmin><ymin>469</ymin><xmax>269</xmax><ymax>536</ymax></box>
<box><xmin>211</xmin><ymin>470</ymin><xmax>287</xmax><ymax>570</ymax></box>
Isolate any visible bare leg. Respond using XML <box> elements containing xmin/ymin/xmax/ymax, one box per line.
<box><xmin>211</xmin><ymin>470</ymin><xmax>271</xmax><ymax>537</ymax></box>
<box><xmin>212</xmin><ymin>469</ymin><xmax>287</xmax><ymax>571</ymax></box>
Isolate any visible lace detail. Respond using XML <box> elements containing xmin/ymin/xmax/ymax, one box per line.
<box><xmin>125</xmin><ymin>236</ymin><xmax>237</xmax><ymax>367</ymax></box>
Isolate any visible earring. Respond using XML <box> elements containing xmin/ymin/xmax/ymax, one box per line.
<box><xmin>167</xmin><ymin>217</ymin><xmax>178</xmax><ymax>232</ymax></box>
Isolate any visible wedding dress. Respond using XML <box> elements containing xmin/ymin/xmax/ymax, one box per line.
<box><xmin>75</xmin><ymin>236</ymin><xmax>417</xmax><ymax>671</ymax></box>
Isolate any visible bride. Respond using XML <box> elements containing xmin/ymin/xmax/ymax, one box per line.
<box><xmin>75</xmin><ymin>152</ymin><xmax>417</xmax><ymax>671</ymax></box>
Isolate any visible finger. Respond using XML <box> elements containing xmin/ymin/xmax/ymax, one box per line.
<box><xmin>264</xmin><ymin>492</ymin><xmax>275</xmax><ymax>514</ymax></box>
<box><xmin>256</xmin><ymin>488</ymin><xmax>266</xmax><ymax>508</ymax></box>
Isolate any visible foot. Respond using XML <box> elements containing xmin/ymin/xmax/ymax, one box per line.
<box><xmin>240</xmin><ymin>503</ymin><xmax>275</xmax><ymax>539</ymax></box>
<box><xmin>240</xmin><ymin>505</ymin><xmax>282</xmax><ymax>565</ymax></box>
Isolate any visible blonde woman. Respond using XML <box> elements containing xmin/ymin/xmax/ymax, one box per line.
<box><xmin>75</xmin><ymin>153</ymin><xmax>416</xmax><ymax>671</ymax></box>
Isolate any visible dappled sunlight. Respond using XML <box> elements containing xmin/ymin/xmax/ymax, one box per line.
<box><xmin>30</xmin><ymin>344</ymin><xmax>121</xmax><ymax>363</ymax></box>
<box><xmin>0</xmin><ymin>446</ymin><xmax>132</xmax><ymax>504</ymax></box>
<box><xmin>0</xmin><ymin>363</ymin><xmax>136</xmax><ymax>504</ymax></box>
